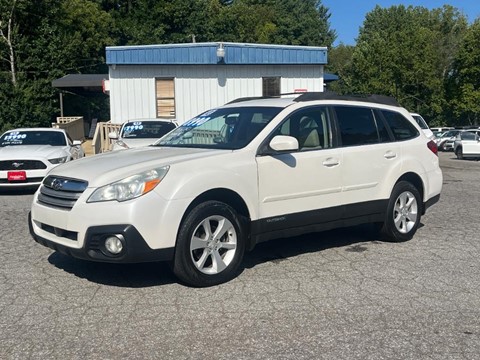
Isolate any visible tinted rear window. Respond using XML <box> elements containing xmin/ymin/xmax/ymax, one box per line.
<box><xmin>381</xmin><ymin>111</ymin><xmax>419</xmax><ymax>141</ymax></box>
<box><xmin>334</xmin><ymin>106</ymin><xmax>385</xmax><ymax>146</ymax></box>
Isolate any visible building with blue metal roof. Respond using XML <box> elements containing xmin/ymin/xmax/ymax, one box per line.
<box><xmin>106</xmin><ymin>42</ymin><xmax>329</xmax><ymax>123</ymax></box>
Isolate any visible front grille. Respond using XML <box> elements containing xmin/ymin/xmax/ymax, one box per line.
<box><xmin>0</xmin><ymin>160</ymin><xmax>47</xmax><ymax>170</ymax></box>
<box><xmin>37</xmin><ymin>176</ymin><xmax>88</xmax><ymax>210</ymax></box>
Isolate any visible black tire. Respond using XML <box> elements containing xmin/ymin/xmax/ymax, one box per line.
<box><xmin>172</xmin><ymin>201</ymin><xmax>245</xmax><ymax>287</ymax></box>
<box><xmin>379</xmin><ymin>181</ymin><xmax>422</xmax><ymax>242</ymax></box>
<box><xmin>455</xmin><ymin>147</ymin><xmax>463</xmax><ymax>160</ymax></box>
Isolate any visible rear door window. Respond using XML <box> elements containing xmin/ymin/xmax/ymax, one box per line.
<box><xmin>334</xmin><ymin>106</ymin><xmax>388</xmax><ymax>146</ymax></box>
<box><xmin>381</xmin><ymin>110</ymin><xmax>419</xmax><ymax>141</ymax></box>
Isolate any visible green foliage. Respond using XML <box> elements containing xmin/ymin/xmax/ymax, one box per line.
<box><xmin>325</xmin><ymin>44</ymin><xmax>355</xmax><ymax>93</ymax></box>
<box><xmin>341</xmin><ymin>5</ymin><xmax>468</xmax><ymax>125</ymax></box>
<box><xmin>0</xmin><ymin>0</ymin><xmax>113</xmax><ymax>132</ymax></box>
<box><xmin>447</xmin><ymin>19</ymin><xmax>480</xmax><ymax>125</ymax></box>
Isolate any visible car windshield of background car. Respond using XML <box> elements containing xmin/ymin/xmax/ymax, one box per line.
<box><xmin>0</xmin><ymin>131</ymin><xmax>66</xmax><ymax>147</ymax></box>
<box><xmin>121</xmin><ymin>121</ymin><xmax>176</xmax><ymax>139</ymax></box>
<box><xmin>442</xmin><ymin>130</ymin><xmax>458</xmax><ymax>138</ymax></box>
<box><xmin>155</xmin><ymin>107</ymin><xmax>282</xmax><ymax>150</ymax></box>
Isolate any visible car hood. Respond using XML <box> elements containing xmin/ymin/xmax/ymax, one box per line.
<box><xmin>0</xmin><ymin>145</ymin><xmax>66</xmax><ymax>160</ymax></box>
<box><xmin>48</xmin><ymin>146</ymin><xmax>230</xmax><ymax>187</ymax></box>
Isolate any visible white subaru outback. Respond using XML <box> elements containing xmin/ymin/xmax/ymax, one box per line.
<box><xmin>29</xmin><ymin>93</ymin><xmax>442</xmax><ymax>287</ymax></box>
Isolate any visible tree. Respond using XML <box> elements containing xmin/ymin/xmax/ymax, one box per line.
<box><xmin>0</xmin><ymin>0</ymin><xmax>114</xmax><ymax>133</ymax></box>
<box><xmin>325</xmin><ymin>43</ymin><xmax>355</xmax><ymax>93</ymax></box>
<box><xmin>0</xmin><ymin>0</ymin><xmax>18</xmax><ymax>86</ymax></box>
<box><xmin>100</xmin><ymin>0</ymin><xmax>336</xmax><ymax>47</ymax></box>
<box><xmin>447</xmin><ymin>19</ymin><xmax>480</xmax><ymax>126</ymax></box>
<box><xmin>343</xmin><ymin>5</ymin><xmax>467</xmax><ymax>124</ymax></box>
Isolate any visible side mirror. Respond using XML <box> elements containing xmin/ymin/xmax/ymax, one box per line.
<box><xmin>108</xmin><ymin>131</ymin><xmax>118</xmax><ymax>140</ymax></box>
<box><xmin>269</xmin><ymin>135</ymin><xmax>299</xmax><ymax>152</ymax></box>
<box><xmin>72</xmin><ymin>140</ymin><xmax>82</xmax><ymax>146</ymax></box>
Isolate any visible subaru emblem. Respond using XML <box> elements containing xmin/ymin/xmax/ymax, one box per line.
<box><xmin>51</xmin><ymin>178</ymin><xmax>63</xmax><ymax>190</ymax></box>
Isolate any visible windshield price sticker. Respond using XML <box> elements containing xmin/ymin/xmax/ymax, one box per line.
<box><xmin>3</xmin><ymin>133</ymin><xmax>27</xmax><ymax>141</ymax></box>
<box><xmin>124</xmin><ymin>124</ymin><xmax>144</xmax><ymax>134</ymax></box>
<box><xmin>183</xmin><ymin>117</ymin><xmax>211</xmax><ymax>128</ymax></box>
<box><xmin>183</xmin><ymin>109</ymin><xmax>217</xmax><ymax>128</ymax></box>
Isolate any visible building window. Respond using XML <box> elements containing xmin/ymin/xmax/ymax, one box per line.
<box><xmin>156</xmin><ymin>78</ymin><xmax>175</xmax><ymax>118</ymax></box>
<box><xmin>262</xmin><ymin>77</ymin><xmax>280</xmax><ymax>97</ymax></box>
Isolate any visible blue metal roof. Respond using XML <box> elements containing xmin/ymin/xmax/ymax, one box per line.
<box><xmin>106</xmin><ymin>42</ymin><xmax>328</xmax><ymax>65</ymax></box>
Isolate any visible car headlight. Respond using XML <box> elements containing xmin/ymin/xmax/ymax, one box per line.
<box><xmin>49</xmin><ymin>156</ymin><xmax>68</xmax><ymax>164</ymax></box>
<box><xmin>115</xmin><ymin>140</ymin><xmax>129</xmax><ymax>149</ymax></box>
<box><xmin>87</xmin><ymin>166</ymin><xmax>170</xmax><ymax>203</ymax></box>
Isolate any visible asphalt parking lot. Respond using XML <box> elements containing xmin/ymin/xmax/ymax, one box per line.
<box><xmin>0</xmin><ymin>151</ymin><xmax>479</xmax><ymax>359</ymax></box>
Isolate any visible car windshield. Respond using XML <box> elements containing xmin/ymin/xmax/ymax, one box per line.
<box><xmin>0</xmin><ymin>130</ymin><xmax>66</xmax><ymax>147</ymax></box>
<box><xmin>155</xmin><ymin>106</ymin><xmax>283</xmax><ymax>149</ymax></box>
<box><xmin>120</xmin><ymin>121</ymin><xmax>176</xmax><ymax>139</ymax></box>
<box><xmin>412</xmin><ymin>115</ymin><xmax>429</xmax><ymax>129</ymax></box>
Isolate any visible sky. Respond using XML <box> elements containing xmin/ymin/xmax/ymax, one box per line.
<box><xmin>321</xmin><ymin>0</ymin><xmax>480</xmax><ymax>46</ymax></box>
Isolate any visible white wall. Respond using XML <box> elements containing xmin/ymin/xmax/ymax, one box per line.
<box><xmin>109</xmin><ymin>64</ymin><xmax>324</xmax><ymax>124</ymax></box>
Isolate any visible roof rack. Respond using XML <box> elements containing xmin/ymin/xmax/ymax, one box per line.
<box><xmin>225</xmin><ymin>92</ymin><xmax>302</xmax><ymax>105</ymax></box>
<box><xmin>293</xmin><ymin>92</ymin><xmax>399</xmax><ymax>107</ymax></box>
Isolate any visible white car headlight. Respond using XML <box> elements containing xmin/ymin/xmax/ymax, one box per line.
<box><xmin>115</xmin><ymin>140</ymin><xmax>129</xmax><ymax>149</ymax></box>
<box><xmin>49</xmin><ymin>156</ymin><xmax>68</xmax><ymax>164</ymax></box>
<box><xmin>87</xmin><ymin>166</ymin><xmax>169</xmax><ymax>203</ymax></box>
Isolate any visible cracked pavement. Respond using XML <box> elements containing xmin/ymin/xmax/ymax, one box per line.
<box><xmin>0</xmin><ymin>152</ymin><xmax>479</xmax><ymax>359</ymax></box>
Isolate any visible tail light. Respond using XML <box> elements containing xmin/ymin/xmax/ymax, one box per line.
<box><xmin>427</xmin><ymin>140</ymin><xmax>438</xmax><ymax>156</ymax></box>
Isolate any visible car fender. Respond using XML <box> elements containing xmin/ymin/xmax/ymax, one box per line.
<box><xmin>155</xmin><ymin>162</ymin><xmax>259</xmax><ymax>222</ymax></box>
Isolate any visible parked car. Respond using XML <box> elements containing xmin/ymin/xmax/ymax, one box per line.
<box><xmin>29</xmin><ymin>93</ymin><xmax>442</xmax><ymax>286</ymax></box>
<box><xmin>454</xmin><ymin>130</ymin><xmax>480</xmax><ymax>160</ymax></box>
<box><xmin>109</xmin><ymin>118</ymin><xmax>177</xmax><ymax>150</ymax></box>
<box><xmin>410</xmin><ymin>113</ymin><xmax>434</xmax><ymax>139</ymax></box>
<box><xmin>0</xmin><ymin>128</ymin><xmax>84</xmax><ymax>188</ymax></box>
<box><xmin>442</xmin><ymin>129</ymin><xmax>480</xmax><ymax>151</ymax></box>
<box><xmin>435</xmin><ymin>129</ymin><xmax>462</xmax><ymax>151</ymax></box>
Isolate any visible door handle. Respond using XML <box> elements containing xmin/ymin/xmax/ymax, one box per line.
<box><xmin>323</xmin><ymin>158</ymin><xmax>339</xmax><ymax>167</ymax></box>
<box><xmin>384</xmin><ymin>151</ymin><xmax>397</xmax><ymax>159</ymax></box>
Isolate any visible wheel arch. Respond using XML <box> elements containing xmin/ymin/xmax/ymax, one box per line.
<box><xmin>395</xmin><ymin>172</ymin><xmax>425</xmax><ymax>213</ymax></box>
<box><xmin>178</xmin><ymin>188</ymin><xmax>253</xmax><ymax>248</ymax></box>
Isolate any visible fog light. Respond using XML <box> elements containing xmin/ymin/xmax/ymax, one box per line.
<box><xmin>105</xmin><ymin>236</ymin><xmax>123</xmax><ymax>255</ymax></box>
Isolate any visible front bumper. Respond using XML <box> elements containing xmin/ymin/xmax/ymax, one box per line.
<box><xmin>29</xmin><ymin>212</ymin><xmax>174</xmax><ymax>263</ymax></box>
<box><xmin>443</xmin><ymin>142</ymin><xmax>455</xmax><ymax>151</ymax></box>
<box><xmin>0</xmin><ymin>170</ymin><xmax>47</xmax><ymax>187</ymax></box>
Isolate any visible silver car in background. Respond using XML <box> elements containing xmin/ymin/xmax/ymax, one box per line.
<box><xmin>454</xmin><ymin>130</ymin><xmax>480</xmax><ymax>160</ymax></box>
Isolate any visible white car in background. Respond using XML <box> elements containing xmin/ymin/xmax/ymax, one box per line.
<box><xmin>109</xmin><ymin>118</ymin><xmax>177</xmax><ymax>151</ymax></box>
<box><xmin>454</xmin><ymin>130</ymin><xmax>480</xmax><ymax>160</ymax></box>
<box><xmin>436</xmin><ymin>129</ymin><xmax>463</xmax><ymax>151</ymax></box>
<box><xmin>0</xmin><ymin>128</ymin><xmax>84</xmax><ymax>187</ymax></box>
<box><xmin>410</xmin><ymin>113</ymin><xmax>434</xmax><ymax>139</ymax></box>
